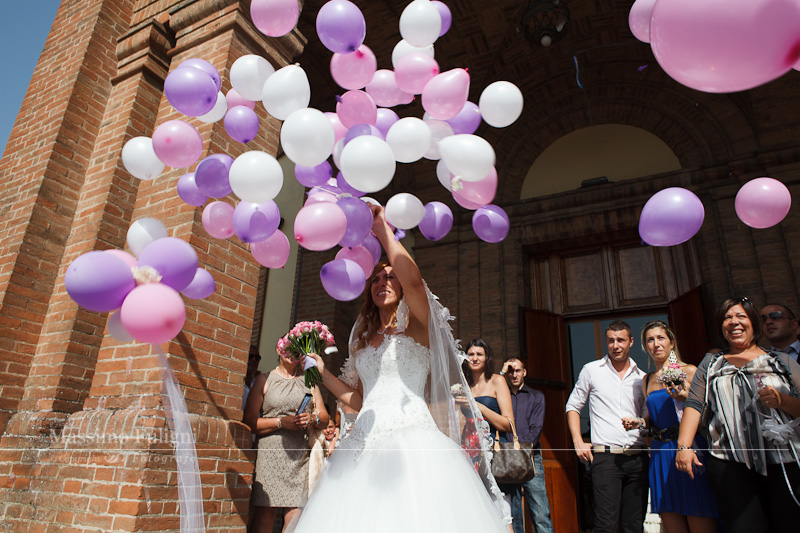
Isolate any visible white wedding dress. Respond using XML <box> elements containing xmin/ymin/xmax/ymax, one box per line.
<box><xmin>291</xmin><ymin>333</ymin><xmax>509</xmax><ymax>532</ymax></box>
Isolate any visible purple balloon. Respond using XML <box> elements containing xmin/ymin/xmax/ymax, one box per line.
<box><xmin>445</xmin><ymin>101</ymin><xmax>482</xmax><ymax>135</ymax></box>
<box><xmin>639</xmin><ymin>187</ymin><xmax>704</xmax><ymax>246</ymax></box>
<box><xmin>233</xmin><ymin>200</ymin><xmax>281</xmax><ymax>243</ymax></box>
<box><xmin>164</xmin><ymin>66</ymin><xmax>218</xmax><ymax>117</ymax></box>
<box><xmin>320</xmin><ymin>258</ymin><xmax>367</xmax><ymax>301</ymax></box>
<box><xmin>374</xmin><ymin>108</ymin><xmax>399</xmax><ymax>138</ymax></box>
<box><xmin>224</xmin><ymin>105</ymin><xmax>260</xmax><ymax>144</ymax></box>
<box><xmin>316</xmin><ymin>0</ymin><xmax>367</xmax><ymax>54</ymax></box>
<box><xmin>335</xmin><ymin>171</ymin><xmax>366</xmax><ymax>197</ymax></box>
<box><xmin>361</xmin><ymin>234</ymin><xmax>382</xmax><ymax>265</ymax></box>
<box><xmin>337</xmin><ymin>196</ymin><xmax>373</xmax><ymax>247</ymax></box>
<box><xmin>472</xmin><ymin>204</ymin><xmax>510</xmax><ymax>243</ymax></box>
<box><xmin>295</xmin><ymin>161</ymin><xmax>333</xmax><ymax>188</ymax></box>
<box><xmin>177</xmin><ymin>172</ymin><xmax>208</xmax><ymax>207</ymax></box>
<box><xmin>181</xmin><ymin>268</ymin><xmax>216</xmax><ymax>300</ymax></box>
<box><xmin>432</xmin><ymin>1</ymin><xmax>452</xmax><ymax>37</ymax></box>
<box><xmin>344</xmin><ymin>123</ymin><xmax>382</xmax><ymax>145</ymax></box>
<box><xmin>65</xmin><ymin>251</ymin><xmax>136</xmax><ymax>312</ymax></box>
<box><xmin>418</xmin><ymin>201</ymin><xmax>453</xmax><ymax>241</ymax></box>
<box><xmin>195</xmin><ymin>154</ymin><xmax>234</xmax><ymax>198</ymax></box>
<box><xmin>137</xmin><ymin>237</ymin><xmax>199</xmax><ymax>292</ymax></box>
<box><xmin>179</xmin><ymin>58</ymin><xmax>221</xmax><ymax>92</ymax></box>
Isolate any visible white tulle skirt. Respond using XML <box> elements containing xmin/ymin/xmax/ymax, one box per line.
<box><xmin>289</xmin><ymin>426</ymin><xmax>509</xmax><ymax>532</ymax></box>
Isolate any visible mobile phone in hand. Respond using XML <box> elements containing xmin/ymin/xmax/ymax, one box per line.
<box><xmin>297</xmin><ymin>393</ymin><xmax>312</xmax><ymax>415</ymax></box>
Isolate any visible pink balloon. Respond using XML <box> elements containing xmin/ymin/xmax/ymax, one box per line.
<box><xmin>374</xmin><ymin>108</ymin><xmax>400</xmax><ymax>138</ymax></box>
<box><xmin>294</xmin><ymin>202</ymin><xmax>348</xmax><ymax>251</ymax></box>
<box><xmin>202</xmin><ymin>201</ymin><xmax>235</xmax><ymax>239</ymax></box>
<box><xmin>650</xmin><ymin>0</ymin><xmax>800</xmax><ymax>93</ymax></box>
<box><xmin>120</xmin><ymin>283</ymin><xmax>186</xmax><ymax>345</ymax></box>
<box><xmin>226</xmin><ymin>88</ymin><xmax>255</xmax><ymax>110</ymax></box>
<box><xmin>629</xmin><ymin>0</ymin><xmax>656</xmax><ymax>43</ymax></box>
<box><xmin>452</xmin><ymin>167</ymin><xmax>497</xmax><ymax>209</ymax></box>
<box><xmin>325</xmin><ymin>112</ymin><xmax>349</xmax><ymax>144</ymax></box>
<box><xmin>331</xmin><ymin>45</ymin><xmax>377</xmax><ymax>90</ymax></box>
<box><xmin>336</xmin><ymin>90</ymin><xmax>377</xmax><ymax>129</ymax></box>
<box><xmin>394</xmin><ymin>52</ymin><xmax>440</xmax><ymax>95</ymax></box>
<box><xmin>251</xmin><ymin>0</ymin><xmax>300</xmax><ymax>37</ymax></box>
<box><xmin>422</xmin><ymin>68</ymin><xmax>470</xmax><ymax>120</ymax></box>
<box><xmin>735</xmin><ymin>177</ymin><xmax>792</xmax><ymax>229</ymax></box>
<box><xmin>151</xmin><ymin>120</ymin><xmax>203</xmax><ymax>168</ymax></box>
<box><xmin>366</xmin><ymin>70</ymin><xmax>412</xmax><ymax>107</ymax></box>
<box><xmin>336</xmin><ymin>245</ymin><xmax>373</xmax><ymax>279</ymax></box>
<box><xmin>104</xmin><ymin>249</ymin><xmax>137</xmax><ymax>269</ymax></box>
<box><xmin>251</xmin><ymin>229</ymin><xmax>291</xmax><ymax>268</ymax></box>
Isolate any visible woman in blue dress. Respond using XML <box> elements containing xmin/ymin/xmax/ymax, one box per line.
<box><xmin>460</xmin><ymin>338</ymin><xmax>514</xmax><ymax>441</ymax></box>
<box><xmin>623</xmin><ymin>321</ymin><xmax>718</xmax><ymax>533</ymax></box>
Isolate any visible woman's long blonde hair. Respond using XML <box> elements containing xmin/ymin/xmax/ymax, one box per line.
<box><xmin>352</xmin><ymin>261</ymin><xmax>403</xmax><ymax>352</ymax></box>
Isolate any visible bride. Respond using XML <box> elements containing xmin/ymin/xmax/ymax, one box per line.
<box><xmin>291</xmin><ymin>205</ymin><xmax>510</xmax><ymax>532</ymax></box>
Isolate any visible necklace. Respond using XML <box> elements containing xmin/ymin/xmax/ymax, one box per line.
<box><xmin>276</xmin><ymin>365</ymin><xmax>300</xmax><ymax>379</ymax></box>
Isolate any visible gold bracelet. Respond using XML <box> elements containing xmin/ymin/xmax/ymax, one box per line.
<box><xmin>276</xmin><ymin>417</ymin><xmax>282</xmax><ymax>429</ymax></box>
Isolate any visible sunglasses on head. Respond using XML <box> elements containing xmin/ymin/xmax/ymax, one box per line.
<box><xmin>761</xmin><ymin>311</ymin><xmax>787</xmax><ymax>321</ymax></box>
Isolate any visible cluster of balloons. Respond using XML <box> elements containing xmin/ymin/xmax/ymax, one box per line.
<box><xmin>65</xmin><ymin>218</ymin><xmax>216</xmax><ymax>344</ymax></box>
<box><xmin>629</xmin><ymin>0</ymin><xmax>800</xmax><ymax>93</ymax></box>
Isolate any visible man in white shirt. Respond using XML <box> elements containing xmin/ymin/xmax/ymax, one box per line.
<box><xmin>761</xmin><ymin>303</ymin><xmax>800</xmax><ymax>361</ymax></box>
<box><xmin>565</xmin><ymin>320</ymin><xmax>648</xmax><ymax>533</ymax></box>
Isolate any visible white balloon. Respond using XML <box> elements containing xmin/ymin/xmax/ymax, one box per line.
<box><xmin>262</xmin><ymin>64</ymin><xmax>311</xmax><ymax>120</ymax></box>
<box><xmin>340</xmin><ymin>136</ymin><xmax>396</xmax><ymax>193</ymax></box>
<box><xmin>229</xmin><ymin>151</ymin><xmax>284</xmax><ymax>203</ymax></box>
<box><xmin>385</xmin><ymin>117</ymin><xmax>431</xmax><ymax>163</ymax></box>
<box><xmin>230</xmin><ymin>55</ymin><xmax>275</xmax><ymax>100</ymax></box>
<box><xmin>479</xmin><ymin>81</ymin><xmax>524</xmax><ymax>128</ymax></box>
<box><xmin>391</xmin><ymin>39</ymin><xmax>435</xmax><ymax>68</ymax></box>
<box><xmin>332</xmin><ymin>138</ymin><xmax>345</xmax><ymax>169</ymax></box>
<box><xmin>385</xmin><ymin>192</ymin><xmax>426</xmax><ymax>230</ymax></box>
<box><xmin>423</xmin><ymin>119</ymin><xmax>454</xmax><ymax>160</ymax></box>
<box><xmin>399</xmin><ymin>0</ymin><xmax>442</xmax><ymax>48</ymax></box>
<box><xmin>360</xmin><ymin>197</ymin><xmax>381</xmax><ymax>207</ymax></box>
<box><xmin>197</xmin><ymin>91</ymin><xmax>227</xmax><ymax>123</ymax></box>
<box><xmin>107</xmin><ymin>311</ymin><xmax>134</xmax><ymax>343</ymax></box>
<box><xmin>438</xmin><ymin>134</ymin><xmax>496</xmax><ymax>182</ymax></box>
<box><xmin>121</xmin><ymin>137</ymin><xmax>164</xmax><ymax>180</ymax></box>
<box><xmin>127</xmin><ymin>217</ymin><xmax>168</xmax><ymax>257</ymax></box>
<box><xmin>280</xmin><ymin>108</ymin><xmax>336</xmax><ymax>167</ymax></box>
<box><xmin>436</xmin><ymin>160</ymin><xmax>453</xmax><ymax>190</ymax></box>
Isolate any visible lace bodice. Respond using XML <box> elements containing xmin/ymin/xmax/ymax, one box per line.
<box><xmin>339</xmin><ymin>334</ymin><xmax>438</xmax><ymax>455</ymax></box>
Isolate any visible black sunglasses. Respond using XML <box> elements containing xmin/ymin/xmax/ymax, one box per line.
<box><xmin>761</xmin><ymin>311</ymin><xmax>787</xmax><ymax>321</ymax></box>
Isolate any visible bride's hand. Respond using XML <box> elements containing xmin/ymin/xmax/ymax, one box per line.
<box><xmin>370</xmin><ymin>204</ymin><xmax>389</xmax><ymax>234</ymax></box>
<box><xmin>307</xmin><ymin>352</ymin><xmax>326</xmax><ymax>376</ymax></box>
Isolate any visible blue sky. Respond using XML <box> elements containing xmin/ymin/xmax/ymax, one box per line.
<box><xmin>0</xmin><ymin>1</ymin><xmax>61</xmax><ymax>158</ymax></box>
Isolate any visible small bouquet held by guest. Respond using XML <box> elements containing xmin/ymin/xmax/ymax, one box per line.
<box><xmin>450</xmin><ymin>383</ymin><xmax>467</xmax><ymax>398</ymax></box>
<box><xmin>276</xmin><ymin>321</ymin><xmax>335</xmax><ymax>388</ymax></box>
<box><xmin>657</xmin><ymin>360</ymin><xmax>688</xmax><ymax>390</ymax></box>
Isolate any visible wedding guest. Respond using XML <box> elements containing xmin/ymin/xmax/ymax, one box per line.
<box><xmin>677</xmin><ymin>298</ymin><xmax>800</xmax><ymax>533</ymax></box>
<box><xmin>760</xmin><ymin>303</ymin><xmax>800</xmax><ymax>361</ymax></box>
<box><xmin>322</xmin><ymin>416</ymin><xmax>339</xmax><ymax>457</ymax></box>
<box><xmin>460</xmin><ymin>338</ymin><xmax>513</xmax><ymax>438</ymax></box>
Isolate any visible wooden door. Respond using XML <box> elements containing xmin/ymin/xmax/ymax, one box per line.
<box><xmin>520</xmin><ymin>307</ymin><xmax>579</xmax><ymax>533</ymax></box>
<box><xmin>667</xmin><ymin>286</ymin><xmax>709</xmax><ymax>366</ymax></box>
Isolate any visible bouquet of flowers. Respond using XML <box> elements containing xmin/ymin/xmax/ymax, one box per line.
<box><xmin>657</xmin><ymin>362</ymin><xmax>688</xmax><ymax>390</ymax></box>
<box><xmin>276</xmin><ymin>321</ymin><xmax>335</xmax><ymax>388</ymax></box>
<box><xmin>450</xmin><ymin>383</ymin><xmax>467</xmax><ymax>397</ymax></box>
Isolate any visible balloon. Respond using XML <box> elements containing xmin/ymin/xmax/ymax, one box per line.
<box><xmin>164</xmin><ymin>66</ymin><xmax>218</xmax><ymax>117</ymax></box>
<box><xmin>432</xmin><ymin>1</ymin><xmax>452</xmax><ymax>36</ymax></box>
<box><xmin>423</xmin><ymin>119</ymin><xmax>453</xmax><ymax>160</ymax></box>
<box><xmin>422</xmin><ymin>68</ymin><xmax>470</xmax><ymax>120</ymax></box>
<box><xmin>105</xmin><ymin>249</ymin><xmax>137</xmax><ymax>269</ymax></box>
<box><xmin>202</xmin><ymin>201</ymin><xmax>235</xmax><ymax>239</ymax></box>
<box><xmin>294</xmin><ymin>202</ymin><xmax>348</xmax><ymax>251</ymax></box>
<box><xmin>336</xmin><ymin>90</ymin><xmax>377</xmax><ymax>129</ymax></box>
<box><xmin>120</xmin><ymin>283</ymin><xmax>186</xmax><ymax>345</ymax></box>
<box><xmin>320</xmin><ymin>259</ymin><xmax>366</xmax><ymax>301</ymax></box>
<box><xmin>251</xmin><ymin>229</ymin><xmax>291</xmax><ymax>268</ymax></box>
<box><xmin>224</xmin><ymin>105</ymin><xmax>260</xmax><ymax>143</ymax></box>
<box><xmin>340</xmin><ymin>136</ymin><xmax>396</xmax><ymax>193</ymax></box>
<box><xmin>181</xmin><ymin>268</ymin><xmax>216</xmax><ymax>300</ymax></box>
<box><xmin>262</xmin><ymin>64</ymin><xmax>311</xmax><ymax>120</ymax></box>
<box><xmin>336</xmin><ymin>246</ymin><xmax>373</xmax><ymax>279</ymax></box>
<box><xmin>230</xmin><ymin>54</ymin><xmax>275</xmax><ymax>100</ymax></box>
<box><xmin>374</xmin><ymin>108</ymin><xmax>400</xmax><ymax>138</ymax></box>
<box><xmin>177</xmin><ymin>172</ymin><xmax>208</xmax><ymax>207</ymax></box>
<box><xmin>325</xmin><ymin>111</ymin><xmax>348</xmax><ymax>144</ymax></box>
<box><xmin>385</xmin><ymin>193</ymin><xmax>426</xmax><ymax>230</ymax></box>
<box><xmin>226</xmin><ymin>88</ymin><xmax>255</xmax><ymax>110</ymax></box>
<box><xmin>195</xmin><ymin>154</ymin><xmax>234</xmax><ymax>198</ymax></box>
<box><xmin>332</xmin><ymin>139</ymin><xmax>345</xmax><ymax>169</ymax></box>
<box><xmin>280</xmin><ymin>108</ymin><xmax>336</xmax><ymax>166</ymax></box>
<box><xmin>343</xmin><ymin>123</ymin><xmax>381</xmax><ymax>146</ymax></box>
<box><xmin>366</xmin><ymin>70</ymin><xmax>412</xmax><ymax>107</ymax></box>
<box><xmin>331</xmin><ymin>44</ymin><xmax>377</xmax><ymax>90</ymax></box>
<box><xmin>452</xmin><ymin>167</ymin><xmax>497</xmax><ymax>209</ymax></box>
<box><xmin>472</xmin><ymin>204</ymin><xmax>510</xmax><ymax>243</ymax></box>
<box><xmin>65</xmin><ymin>251</ymin><xmax>136</xmax><ymax>312</ymax></box>
<box><xmin>385</xmin><ymin>117</ymin><xmax>431</xmax><ymax>163</ymax></box>
<box><xmin>127</xmin><ymin>217</ymin><xmax>168</xmax><ymax>257</ymax></box>
<box><xmin>107</xmin><ymin>311</ymin><xmax>134</xmax><ymax>343</ymax></box>
<box><xmin>395</xmin><ymin>52</ymin><xmax>440</xmax><ymax>95</ymax></box>
<box><xmin>445</xmin><ymin>101</ymin><xmax>482</xmax><ymax>134</ymax></box>
<box><xmin>735</xmin><ymin>177</ymin><xmax>792</xmax><ymax>228</ymax></box>
<box><xmin>628</xmin><ymin>0</ymin><xmax>656</xmax><ymax>43</ymax></box>
<box><xmin>650</xmin><ymin>0</ymin><xmax>800</xmax><ymax>93</ymax></box>
<box><xmin>391</xmin><ymin>39</ymin><xmax>435</xmax><ymax>68</ymax></box>
<box><xmin>399</xmin><ymin>0</ymin><xmax>442</xmax><ymax>48</ymax></box>
<box><xmin>137</xmin><ymin>237</ymin><xmax>199</xmax><ymax>292</ymax></box>
<box><xmin>438</xmin><ymin>134</ymin><xmax>496</xmax><ymax>182</ymax></box>
<box><xmin>436</xmin><ymin>160</ymin><xmax>453</xmax><ymax>190</ymax></box>
<box><xmin>479</xmin><ymin>81</ymin><xmax>523</xmax><ymax>128</ymax></box>
<box><xmin>638</xmin><ymin>187</ymin><xmax>704</xmax><ymax>246</ymax></box>
<box><xmin>337</xmin><ymin>196</ymin><xmax>373</xmax><ymax>247</ymax></box>
<box><xmin>251</xmin><ymin>0</ymin><xmax>300</xmax><ymax>37</ymax></box>
<box><xmin>295</xmin><ymin>161</ymin><xmax>333</xmax><ymax>188</ymax></box>
<box><xmin>316</xmin><ymin>0</ymin><xmax>367</xmax><ymax>54</ymax></box>
<box><xmin>179</xmin><ymin>58</ymin><xmax>221</xmax><ymax>91</ymax></box>
<box><xmin>233</xmin><ymin>200</ymin><xmax>280</xmax><ymax>243</ymax></box>
<box><xmin>418</xmin><ymin>201</ymin><xmax>453</xmax><ymax>241</ymax></box>
<box><xmin>151</xmin><ymin>120</ymin><xmax>203</xmax><ymax>169</ymax></box>
<box><xmin>335</xmin><ymin>171</ymin><xmax>366</xmax><ymax>198</ymax></box>
<box><xmin>121</xmin><ymin>137</ymin><xmax>164</xmax><ymax>180</ymax></box>
<box><xmin>197</xmin><ymin>91</ymin><xmax>227</xmax><ymax>123</ymax></box>
<box><xmin>361</xmin><ymin>234</ymin><xmax>382</xmax><ymax>265</ymax></box>
<box><xmin>306</xmin><ymin>185</ymin><xmax>339</xmax><ymax>205</ymax></box>
<box><xmin>229</xmin><ymin>151</ymin><xmax>283</xmax><ymax>203</ymax></box>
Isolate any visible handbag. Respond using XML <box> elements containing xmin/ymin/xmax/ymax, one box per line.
<box><xmin>490</xmin><ymin>417</ymin><xmax>536</xmax><ymax>485</ymax></box>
